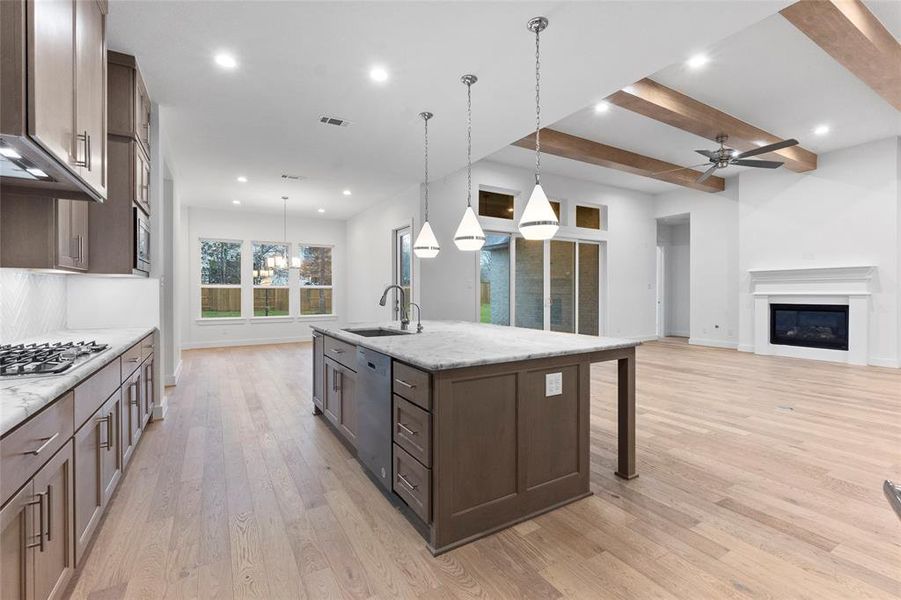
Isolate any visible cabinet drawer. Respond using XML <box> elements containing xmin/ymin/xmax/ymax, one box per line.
<box><xmin>393</xmin><ymin>361</ymin><xmax>431</xmax><ymax>411</ymax></box>
<box><xmin>120</xmin><ymin>341</ymin><xmax>143</xmax><ymax>380</ymax></box>
<box><xmin>393</xmin><ymin>443</ymin><xmax>431</xmax><ymax>523</ymax></box>
<box><xmin>74</xmin><ymin>357</ymin><xmax>120</xmax><ymax>430</ymax></box>
<box><xmin>393</xmin><ymin>395</ymin><xmax>431</xmax><ymax>467</ymax></box>
<box><xmin>324</xmin><ymin>336</ymin><xmax>356</xmax><ymax>371</ymax></box>
<box><xmin>139</xmin><ymin>333</ymin><xmax>155</xmax><ymax>362</ymax></box>
<box><xmin>0</xmin><ymin>392</ymin><xmax>74</xmax><ymax>507</ymax></box>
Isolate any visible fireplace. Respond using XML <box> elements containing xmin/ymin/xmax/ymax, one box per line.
<box><xmin>770</xmin><ymin>304</ymin><xmax>849</xmax><ymax>351</ymax></box>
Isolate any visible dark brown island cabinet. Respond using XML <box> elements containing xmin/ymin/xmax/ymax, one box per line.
<box><xmin>311</xmin><ymin>326</ymin><xmax>637</xmax><ymax>555</ymax></box>
<box><xmin>0</xmin><ymin>332</ymin><xmax>156</xmax><ymax>600</ymax></box>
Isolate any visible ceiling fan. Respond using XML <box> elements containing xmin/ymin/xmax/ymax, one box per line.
<box><xmin>660</xmin><ymin>134</ymin><xmax>800</xmax><ymax>183</ymax></box>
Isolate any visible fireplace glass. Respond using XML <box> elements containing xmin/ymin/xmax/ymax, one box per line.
<box><xmin>770</xmin><ymin>304</ymin><xmax>849</xmax><ymax>351</ymax></box>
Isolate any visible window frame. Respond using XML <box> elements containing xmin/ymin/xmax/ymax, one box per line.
<box><xmin>251</xmin><ymin>240</ymin><xmax>291</xmax><ymax>318</ymax></box>
<box><xmin>198</xmin><ymin>237</ymin><xmax>243</xmax><ymax>320</ymax></box>
<box><xmin>298</xmin><ymin>243</ymin><xmax>336</xmax><ymax>317</ymax></box>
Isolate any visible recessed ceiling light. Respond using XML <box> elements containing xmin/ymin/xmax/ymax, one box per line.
<box><xmin>369</xmin><ymin>66</ymin><xmax>388</xmax><ymax>83</ymax></box>
<box><xmin>26</xmin><ymin>167</ymin><xmax>48</xmax><ymax>178</ymax></box>
<box><xmin>0</xmin><ymin>146</ymin><xmax>22</xmax><ymax>159</ymax></box>
<box><xmin>813</xmin><ymin>124</ymin><xmax>830</xmax><ymax>136</ymax></box>
<box><xmin>593</xmin><ymin>102</ymin><xmax>610</xmax><ymax>114</ymax></box>
<box><xmin>232</xmin><ymin>200</ymin><xmax>240</xmax><ymax>205</ymax></box>
<box><xmin>686</xmin><ymin>54</ymin><xmax>709</xmax><ymax>69</ymax></box>
<box><xmin>317</xmin><ymin>208</ymin><xmax>325</xmax><ymax>213</ymax></box>
<box><xmin>342</xmin><ymin>189</ymin><xmax>352</xmax><ymax>196</ymax></box>
<box><xmin>214</xmin><ymin>52</ymin><xmax>238</xmax><ymax>69</ymax></box>
<box><xmin>236</xmin><ymin>176</ymin><xmax>247</xmax><ymax>183</ymax></box>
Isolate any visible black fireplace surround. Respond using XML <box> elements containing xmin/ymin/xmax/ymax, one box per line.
<box><xmin>770</xmin><ymin>304</ymin><xmax>849</xmax><ymax>351</ymax></box>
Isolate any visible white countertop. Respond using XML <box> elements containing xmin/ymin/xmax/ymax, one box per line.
<box><xmin>0</xmin><ymin>327</ymin><xmax>155</xmax><ymax>437</ymax></box>
<box><xmin>311</xmin><ymin>320</ymin><xmax>639</xmax><ymax>371</ymax></box>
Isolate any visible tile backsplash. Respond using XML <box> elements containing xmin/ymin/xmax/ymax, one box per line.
<box><xmin>0</xmin><ymin>269</ymin><xmax>68</xmax><ymax>343</ymax></box>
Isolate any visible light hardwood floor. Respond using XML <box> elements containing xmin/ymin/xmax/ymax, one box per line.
<box><xmin>65</xmin><ymin>338</ymin><xmax>901</xmax><ymax>599</ymax></box>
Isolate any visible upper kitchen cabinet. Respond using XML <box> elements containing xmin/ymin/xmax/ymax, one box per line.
<box><xmin>108</xmin><ymin>51</ymin><xmax>151</xmax><ymax>157</ymax></box>
<box><xmin>0</xmin><ymin>0</ymin><xmax>108</xmax><ymax>203</ymax></box>
<box><xmin>0</xmin><ymin>194</ymin><xmax>89</xmax><ymax>272</ymax></box>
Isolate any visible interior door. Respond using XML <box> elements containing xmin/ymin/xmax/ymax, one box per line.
<box><xmin>28</xmin><ymin>0</ymin><xmax>75</xmax><ymax>171</ymax></box>
<box><xmin>74</xmin><ymin>0</ymin><xmax>106</xmax><ymax>196</ymax></box>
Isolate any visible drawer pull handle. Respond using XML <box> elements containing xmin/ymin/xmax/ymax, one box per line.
<box><xmin>397</xmin><ymin>423</ymin><xmax>417</xmax><ymax>436</ymax></box>
<box><xmin>395</xmin><ymin>379</ymin><xmax>416</xmax><ymax>389</ymax></box>
<box><xmin>126</xmin><ymin>357</ymin><xmax>140</xmax><ymax>363</ymax></box>
<box><xmin>143</xmin><ymin>344</ymin><xmax>153</xmax><ymax>349</ymax></box>
<box><xmin>26</xmin><ymin>432</ymin><xmax>59</xmax><ymax>456</ymax></box>
<box><xmin>397</xmin><ymin>473</ymin><xmax>418</xmax><ymax>491</ymax></box>
<box><xmin>330</xmin><ymin>348</ymin><xmax>344</xmax><ymax>354</ymax></box>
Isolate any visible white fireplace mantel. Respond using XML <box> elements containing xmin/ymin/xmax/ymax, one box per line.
<box><xmin>748</xmin><ymin>266</ymin><xmax>876</xmax><ymax>365</ymax></box>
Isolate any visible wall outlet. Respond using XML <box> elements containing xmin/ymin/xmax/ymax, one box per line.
<box><xmin>545</xmin><ymin>372</ymin><xmax>562</xmax><ymax>397</ymax></box>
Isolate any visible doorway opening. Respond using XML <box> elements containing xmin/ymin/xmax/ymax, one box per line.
<box><xmin>656</xmin><ymin>215</ymin><xmax>690</xmax><ymax>339</ymax></box>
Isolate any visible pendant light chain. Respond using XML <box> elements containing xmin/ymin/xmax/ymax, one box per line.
<box><xmin>466</xmin><ymin>78</ymin><xmax>472</xmax><ymax>207</ymax></box>
<box><xmin>424</xmin><ymin>114</ymin><xmax>430</xmax><ymax>221</ymax></box>
<box><xmin>534</xmin><ymin>23</ymin><xmax>541</xmax><ymax>184</ymax></box>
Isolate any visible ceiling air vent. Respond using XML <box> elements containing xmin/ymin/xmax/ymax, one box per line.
<box><xmin>319</xmin><ymin>115</ymin><xmax>352</xmax><ymax>127</ymax></box>
<box><xmin>281</xmin><ymin>174</ymin><xmax>304</xmax><ymax>181</ymax></box>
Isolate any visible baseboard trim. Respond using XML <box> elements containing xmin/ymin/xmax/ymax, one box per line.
<box><xmin>869</xmin><ymin>357</ymin><xmax>901</xmax><ymax>369</ymax></box>
<box><xmin>737</xmin><ymin>343</ymin><xmax>754</xmax><ymax>353</ymax></box>
<box><xmin>182</xmin><ymin>335</ymin><xmax>313</xmax><ymax>350</ymax></box>
<box><xmin>164</xmin><ymin>359</ymin><xmax>182</xmax><ymax>387</ymax></box>
<box><xmin>668</xmin><ymin>330</ymin><xmax>690</xmax><ymax>338</ymax></box>
<box><xmin>628</xmin><ymin>334</ymin><xmax>660</xmax><ymax>342</ymax></box>
<box><xmin>152</xmin><ymin>397</ymin><xmax>168</xmax><ymax>420</ymax></box>
<box><xmin>689</xmin><ymin>338</ymin><xmax>739</xmax><ymax>350</ymax></box>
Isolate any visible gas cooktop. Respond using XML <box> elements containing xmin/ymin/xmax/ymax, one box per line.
<box><xmin>0</xmin><ymin>340</ymin><xmax>110</xmax><ymax>378</ymax></box>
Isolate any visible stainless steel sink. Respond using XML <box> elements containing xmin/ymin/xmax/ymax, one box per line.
<box><xmin>343</xmin><ymin>328</ymin><xmax>411</xmax><ymax>338</ymax></box>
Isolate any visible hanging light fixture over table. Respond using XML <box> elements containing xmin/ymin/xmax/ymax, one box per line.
<box><xmin>453</xmin><ymin>74</ymin><xmax>485</xmax><ymax>251</ymax></box>
<box><xmin>518</xmin><ymin>16</ymin><xmax>559</xmax><ymax>241</ymax></box>
<box><xmin>413</xmin><ymin>111</ymin><xmax>440</xmax><ymax>258</ymax></box>
<box><xmin>266</xmin><ymin>196</ymin><xmax>301</xmax><ymax>270</ymax></box>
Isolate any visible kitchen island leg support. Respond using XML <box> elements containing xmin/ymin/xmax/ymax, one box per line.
<box><xmin>615</xmin><ymin>349</ymin><xmax>637</xmax><ymax>479</ymax></box>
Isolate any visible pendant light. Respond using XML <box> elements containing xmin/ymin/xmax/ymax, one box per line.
<box><xmin>267</xmin><ymin>196</ymin><xmax>300</xmax><ymax>270</ymax></box>
<box><xmin>453</xmin><ymin>74</ymin><xmax>485</xmax><ymax>251</ymax></box>
<box><xmin>518</xmin><ymin>16</ymin><xmax>558</xmax><ymax>241</ymax></box>
<box><xmin>413</xmin><ymin>111</ymin><xmax>440</xmax><ymax>258</ymax></box>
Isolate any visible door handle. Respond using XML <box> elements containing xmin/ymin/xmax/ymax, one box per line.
<box><xmin>97</xmin><ymin>415</ymin><xmax>111</xmax><ymax>449</ymax></box>
<box><xmin>25</xmin><ymin>493</ymin><xmax>45</xmax><ymax>552</ymax></box>
<box><xmin>86</xmin><ymin>133</ymin><xmax>92</xmax><ymax>171</ymax></box>
<box><xmin>73</xmin><ymin>131</ymin><xmax>88</xmax><ymax>167</ymax></box>
<box><xmin>45</xmin><ymin>484</ymin><xmax>52</xmax><ymax>541</ymax></box>
<box><xmin>26</xmin><ymin>432</ymin><xmax>59</xmax><ymax>456</ymax></box>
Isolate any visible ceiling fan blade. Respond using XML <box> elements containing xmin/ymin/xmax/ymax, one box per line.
<box><xmin>652</xmin><ymin>162</ymin><xmax>708</xmax><ymax>176</ymax></box>
<box><xmin>696</xmin><ymin>164</ymin><xmax>719</xmax><ymax>183</ymax></box>
<box><xmin>732</xmin><ymin>159</ymin><xmax>783</xmax><ymax>169</ymax></box>
<box><xmin>695</xmin><ymin>149</ymin><xmax>717</xmax><ymax>158</ymax></box>
<box><xmin>735</xmin><ymin>138</ymin><xmax>798</xmax><ymax>159</ymax></box>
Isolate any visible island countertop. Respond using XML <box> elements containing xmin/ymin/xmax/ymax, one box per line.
<box><xmin>311</xmin><ymin>320</ymin><xmax>639</xmax><ymax>371</ymax></box>
<box><xmin>0</xmin><ymin>327</ymin><xmax>155</xmax><ymax>437</ymax></box>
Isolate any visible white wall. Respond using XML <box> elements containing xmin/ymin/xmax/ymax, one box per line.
<box><xmin>0</xmin><ymin>270</ymin><xmax>68</xmax><ymax>342</ymax></box>
<box><xmin>737</xmin><ymin>137</ymin><xmax>900</xmax><ymax>366</ymax></box>
<box><xmin>654</xmin><ymin>180</ymin><xmax>740</xmax><ymax>348</ymax></box>
<box><xmin>182</xmin><ymin>206</ymin><xmax>346</xmax><ymax>348</ymax></box>
<box><xmin>657</xmin><ymin>222</ymin><xmax>691</xmax><ymax>337</ymax></box>
<box><xmin>345</xmin><ymin>185</ymin><xmax>419</xmax><ymax>323</ymax></box>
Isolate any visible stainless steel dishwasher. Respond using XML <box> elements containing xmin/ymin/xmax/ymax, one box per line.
<box><xmin>356</xmin><ymin>346</ymin><xmax>393</xmax><ymax>491</ymax></box>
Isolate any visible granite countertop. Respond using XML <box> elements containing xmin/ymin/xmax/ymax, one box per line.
<box><xmin>311</xmin><ymin>320</ymin><xmax>639</xmax><ymax>371</ymax></box>
<box><xmin>0</xmin><ymin>327</ymin><xmax>155</xmax><ymax>437</ymax></box>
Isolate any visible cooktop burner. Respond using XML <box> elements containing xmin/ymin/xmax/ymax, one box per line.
<box><xmin>0</xmin><ymin>340</ymin><xmax>109</xmax><ymax>378</ymax></box>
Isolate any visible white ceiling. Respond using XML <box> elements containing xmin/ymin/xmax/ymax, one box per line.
<box><xmin>107</xmin><ymin>1</ymin><xmax>788</xmax><ymax>218</ymax></box>
<box><xmin>489</xmin><ymin>3</ymin><xmax>901</xmax><ymax>195</ymax></box>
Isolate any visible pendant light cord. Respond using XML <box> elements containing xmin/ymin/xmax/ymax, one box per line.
<box><xmin>424</xmin><ymin>115</ymin><xmax>430</xmax><ymax>221</ymax></box>
<box><xmin>283</xmin><ymin>197</ymin><xmax>287</xmax><ymax>242</ymax></box>
<box><xmin>534</xmin><ymin>24</ymin><xmax>541</xmax><ymax>185</ymax></box>
<box><xmin>466</xmin><ymin>79</ymin><xmax>472</xmax><ymax>207</ymax></box>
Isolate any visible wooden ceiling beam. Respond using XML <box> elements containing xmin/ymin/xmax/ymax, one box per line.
<box><xmin>781</xmin><ymin>0</ymin><xmax>901</xmax><ymax>111</ymax></box>
<box><xmin>513</xmin><ymin>129</ymin><xmax>726</xmax><ymax>193</ymax></box>
<box><xmin>607</xmin><ymin>78</ymin><xmax>818</xmax><ymax>173</ymax></box>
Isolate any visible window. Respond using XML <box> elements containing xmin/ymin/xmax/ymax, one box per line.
<box><xmin>393</xmin><ymin>226</ymin><xmax>412</xmax><ymax>319</ymax></box>
<box><xmin>200</xmin><ymin>240</ymin><xmax>242</xmax><ymax>318</ymax></box>
<box><xmin>549</xmin><ymin>200</ymin><xmax>561</xmax><ymax>220</ymax></box>
<box><xmin>479</xmin><ymin>234</ymin><xmax>511</xmax><ymax>325</ymax></box>
<box><xmin>515</xmin><ymin>238</ymin><xmax>544</xmax><ymax>330</ymax></box>
<box><xmin>252</xmin><ymin>242</ymin><xmax>289</xmax><ymax>317</ymax></box>
<box><xmin>576</xmin><ymin>205</ymin><xmax>601</xmax><ymax>229</ymax></box>
<box><xmin>299</xmin><ymin>245</ymin><xmax>333</xmax><ymax>315</ymax></box>
<box><xmin>478</xmin><ymin>190</ymin><xmax>515</xmax><ymax>219</ymax></box>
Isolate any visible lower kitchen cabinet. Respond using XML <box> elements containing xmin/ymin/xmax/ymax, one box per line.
<box><xmin>74</xmin><ymin>390</ymin><xmax>121</xmax><ymax>563</ymax></box>
<box><xmin>323</xmin><ymin>357</ymin><xmax>357</xmax><ymax>447</ymax></box>
<box><xmin>0</xmin><ymin>443</ymin><xmax>74</xmax><ymax>600</ymax></box>
<box><xmin>312</xmin><ymin>332</ymin><xmax>324</xmax><ymax>412</ymax></box>
<box><xmin>121</xmin><ymin>367</ymin><xmax>143</xmax><ymax>468</ymax></box>
<box><xmin>141</xmin><ymin>357</ymin><xmax>154</xmax><ymax>426</ymax></box>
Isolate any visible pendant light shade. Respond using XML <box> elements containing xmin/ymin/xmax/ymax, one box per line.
<box><xmin>518</xmin><ymin>16</ymin><xmax>558</xmax><ymax>241</ymax></box>
<box><xmin>454</xmin><ymin>74</ymin><xmax>485</xmax><ymax>252</ymax></box>
<box><xmin>520</xmin><ymin>183</ymin><xmax>559</xmax><ymax>240</ymax></box>
<box><xmin>413</xmin><ymin>111</ymin><xmax>440</xmax><ymax>258</ymax></box>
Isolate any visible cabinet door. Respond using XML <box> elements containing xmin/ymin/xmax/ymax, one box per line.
<box><xmin>70</xmin><ymin>200</ymin><xmax>88</xmax><ymax>271</ymax></box>
<box><xmin>141</xmin><ymin>358</ymin><xmax>153</xmax><ymax>426</ymax></box>
<box><xmin>323</xmin><ymin>359</ymin><xmax>341</xmax><ymax>427</ymax></box>
<box><xmin>55</xmin><ymin>200</ymin><xmax>76</xmax><ymax>270</ymax></box>
<box><xmin>100</xmin><ymin>391</ymin><xmax>122</xmax><ymax>504</ymax></box>
<box><xmin>28</xmin><ymin>0</ymin><xmax>75</xmax><ymax>172</ymax></box>
<box><xmin>0</xmin><ymin>481</ymin><xmax>35</xmax><ymax>600</ymax></box>
<box><xmin>312</xmin><ymin>334</ymin><xmax>324</xmax><ymax>411</ymax></box>
<box><xmin>32</xmin><ymin>442</ymin><xmax>74</xmax><ymax>600</ymax></box>
<box><xmin>136</xmin><ymin>72</ymin><xmax>151</xmax><ymax>154</ymax></box>
<box><xmin>74</xmin><ymin>0</ymin><xmax>107</xmax><ymax>198</ymax></box>
<box><xmin>135</xmin><ymin>145</ymin><xmax>150</xmax><ymax>215</ymax></box>
<box><xmin>338</xmin><ymin>367</ymin><xmax>357</xmax><ymax>446</ymax></box>
<box><xmin>73</xmin><ymin>411</ymin><xmax>103</xmax><ymax>564</ymax></box>
<box><xmin>121</xmin><ymin>374</ymin><xmax>141</xmax><ymax>468</ymax></box>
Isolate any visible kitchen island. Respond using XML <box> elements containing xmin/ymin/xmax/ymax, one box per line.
<box><xmin>310</xmin><ymin>320</ymin><xmax>639</xmax><ymax>554</ymax></box>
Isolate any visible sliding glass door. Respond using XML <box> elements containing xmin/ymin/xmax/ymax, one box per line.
<box><xmin>481</xmin><ymin>233</ymin><xmax>602</xmax><ymax>335</ymax></box>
